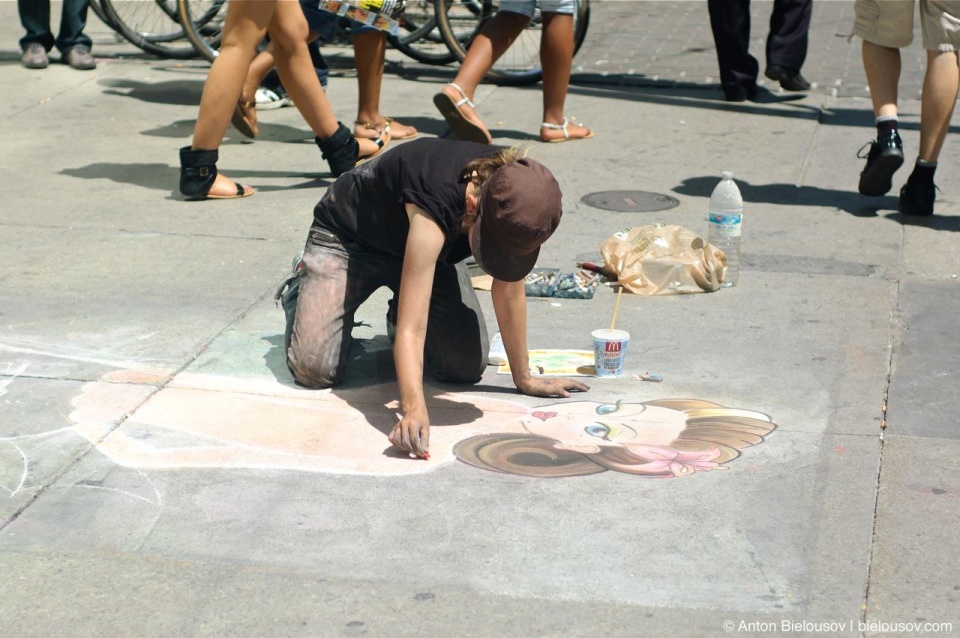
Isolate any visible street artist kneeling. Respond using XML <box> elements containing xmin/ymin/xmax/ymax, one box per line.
<box><xmin>279</xmin><ymin>138</ymin><xmax>590</xmax><ymax>459</ymax></box>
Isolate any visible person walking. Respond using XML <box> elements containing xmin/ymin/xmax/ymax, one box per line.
<box><xmin>18</xmin><ymin>0</ymin><xmax>96</xmax><ymax>70</ymax></box>
<box><xmin>432</xmin><ymin>0</ymin><xmax>592</xmax><ymax>144</ymax></box>
<box><xmin>855</xmin><ymin>0</ymin><xmax>959</xmax><ymax>216</ymax></box>
<box><xmin>277</xmin><ymin>138</ymin><xmax>589</xmax><ymax>459</ymax></box>
<box><xmin>179</xmin><ymin>0</ymin><xmax>384</xmax><ymax>201</ymax></box>
<box><xmin>707</xmin><ymin>0</ymin><xmax>813</xmax><ymax>102</ymax></box>
<box><xmin>232</xmin><ymin>19</ymin><xmax>416</xmax><ymax>143</ymax></box>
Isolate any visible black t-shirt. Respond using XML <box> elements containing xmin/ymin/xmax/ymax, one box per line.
<box><xmin>312</xmin><ymin>138</ymin><xmax>493</xmax><ymax>265</ymax></box>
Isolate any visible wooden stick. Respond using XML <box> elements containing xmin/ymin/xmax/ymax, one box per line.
<box><xmin>609</xmin><ymin>286</ymin><xmax>624</xmax><ymax>332</ymax></box>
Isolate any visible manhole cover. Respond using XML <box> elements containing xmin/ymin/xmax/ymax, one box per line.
<box><xmin>581</xmin><ymin>190</ymin><xmax>680</xmax><ymax>213</ymax></box>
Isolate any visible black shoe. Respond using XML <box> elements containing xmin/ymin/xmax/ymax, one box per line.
<box><xmin>749</xmin><ymin>86</ymin><xmax>806</xmax><ymax>104</ymax></box>
<box><xmin>899</xmin><ymin>177</ymin><xmax>936</xmax><ymax>216</ymax></box>
<box><xmin>858</xmin><ymin>131</ymin><xmax>904</xmax><ymax>196</ymax></box>
<box><xmin>764</xmin><ymin>65</ymin><xmax>811</xmax><ymax>91</ymax></box>
<box><xmin>722</xmin><ymin>85</ymin><xmax>756</xmax><ymax>102</ymax></box>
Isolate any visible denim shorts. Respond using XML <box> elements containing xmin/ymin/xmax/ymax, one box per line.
<box><xmin>498</xmin><ymin>0</ymin><xmax>575</xmax><ymax>17</ymax></box>
<box><xmin>854</xmin><ymin>0</ymin><xmax>960</xmax><ymax>51</ymax></box>
<box><xmin>300</xmin><ymin>0</ymin><xmax>377</xmax><ymax>41</ymax></box>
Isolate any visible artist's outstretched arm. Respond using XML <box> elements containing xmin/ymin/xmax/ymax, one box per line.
<box><xmin>389</xmin><ymin>204</ymin><xmax>444</xmax><ymax>459</ymax></box>
<box><xmin>491</xmin><ymin>278</ymin><xmax>590</xmax><ymax>398</ymax></box>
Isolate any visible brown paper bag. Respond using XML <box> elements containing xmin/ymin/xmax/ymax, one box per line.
<box><xmin>600</xmin><ymin>224</ymin><xmax>726</xmax><ymax>295</ymax></box>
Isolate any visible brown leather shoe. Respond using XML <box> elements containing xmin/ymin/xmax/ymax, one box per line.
<box><xmin>64</xmin><ymin>45</ymin><xmax>96</xmax><ymax>70</ymax></box>
<box><xmin>21</xmin><ymin>43</ymin><xmax>49</xmax><ymax>69</ymax></box>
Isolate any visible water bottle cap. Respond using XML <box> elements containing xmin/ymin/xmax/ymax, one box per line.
<box><xmin>721</xmin><ymin>171</ymin><xmax>734</xmax><ymax>180</ymax></box>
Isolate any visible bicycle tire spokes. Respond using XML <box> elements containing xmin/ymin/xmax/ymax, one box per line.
<box><xmin>101</xmin><ymin>0</ymin><xmax>201</xmax><ymax>59</ymax></box>
<box><xmin>388</xmin><ymin>0</ymin><xmax>458</xmax><ymax>65</ymax></box>
<box><xmin>178</xmin><ymin>0</ymin><xmax>227</xmax><ymax>62</ymax></box>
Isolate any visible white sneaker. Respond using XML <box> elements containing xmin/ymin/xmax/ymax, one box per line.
<box><xmin>255</xmin><ymin>86</ymin><xmax>294</xmax><ymax>110</ymax></box>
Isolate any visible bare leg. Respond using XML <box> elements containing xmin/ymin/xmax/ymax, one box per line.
<box><xmin>269</xmin><ymin>3</ymin><xmax>381</xmax><ymax>156</ymax></box>
<box><xmin>439</xmin><ymin>11</ymin><xmax>529</xmax><ymax>141</ymax></box>
<box><xmin>862</xmin><ymin>40</ymin><xmax>901</xmax><ymax>118</ymax></box>
<box><xmin>539</xmin><ymin>12</ymin><xmax>590</xmax><ymax>141</ymax></box>
<box><xmin>918</xmin><ymin>49</ymin><xmax>959</xmax><ymax>162</ymax></box>
<box><xmin>242</xmin><ymin>41</ymin><xmax>278</xmax><ymax>103</ymax></box>
<box><xmin>268</xmin><ymin>2</ymin><xmax>337</xmax><ymax>138</ymax></box>
<box><xmin>353</xmin><ymin>30</ymin><xmax>416</xmax><ymax>139</ymax></box>
<box><xmin>241</xmin><ymin>31</ymin><xmax>320</xmax><ymax>102</ymax></box>
<box><xmin>190</xmin><ymin>0</ymin><xmax>276</xmax><ymax>197</ymax></box>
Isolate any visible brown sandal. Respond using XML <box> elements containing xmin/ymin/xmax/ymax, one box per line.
<box><xmin>231</xmin><ymin>100</ymin><xmax>258</xmax><ymax>139</ymax></box>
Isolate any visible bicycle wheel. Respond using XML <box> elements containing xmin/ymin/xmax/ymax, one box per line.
<box><xmin>88</xmin><ymin>0</ymin><xmax>118</xmax><ymax>30</ymax></box>
<box><xmin>434</xmin><ymin>0</ymin><xmax>589</xmax><ymax>86</ymax></box>
<box><xmin>387</xmin><ymin>0</ymin><xmax>457</xmax><ymax>65</ymax></box>
<box><xmin>178</xmin><ymin>0</ymin><xmax>228</xmax><ymax>62</ymax></box>
<box><xmin>101</xmin><ymin>0</ymin><xmax>200</xmax><ymax>59</ymax></box>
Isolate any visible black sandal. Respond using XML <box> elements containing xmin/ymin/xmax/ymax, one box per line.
<box><xmin>315</xmin><ymin>122</ymin><xmax>359</xmax><ymax>178</ymax></box>
<box><xmin>178</xmin><ymin>147</ymin><xmax>254</xmax><ymax>200</ymax></box>
<box><xmin>355</xmin><ymin>133</ymin><xmax>388</xmax><ymax>167</ymax></box>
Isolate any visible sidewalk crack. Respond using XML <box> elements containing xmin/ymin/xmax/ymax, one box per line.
<box><xmin>860</xmin><ymin>221</ymin><xmax>904</xmax><ymax>623</ymax></box>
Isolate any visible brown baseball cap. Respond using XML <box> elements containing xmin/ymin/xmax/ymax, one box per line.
<box><xmin>469</xmin><ymin>158</ymin><xmax>563</xmax><ymax>282</ymax></box>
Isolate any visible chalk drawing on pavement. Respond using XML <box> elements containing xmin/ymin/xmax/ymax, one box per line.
<box><xmin>63</xmin><ymin>369</ymin><xmax>774</xmax><ymax>479</ymax></box>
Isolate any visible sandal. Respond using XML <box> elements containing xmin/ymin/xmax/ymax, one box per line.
<box><xmin>179</xmin><ymin>147</ymin><xmax>255</xmax><ymax>200</ymax></box>
<box><xmin>316</xmin><ymin>123</ymin><xmax>389</xmax><ymax>177</ymax></box>
<box><xmin>231</xmin><ymin>100</ymin><xmax>258</xmax><ymax>139</ymax></box>
<box><xmin>539</xmin><ymin>117</ymin><xmax>594</xmax><ymax>143</ymax></box>
<box><xmin>355</xmin><ymin>117</ymin><xmax>417</xmax><ymax>141</ymax></box>
<box><xmin>356</xmin><ymin>132</ymin><xmax>389</xmax><ymax>166</ymax></box>
<box><xmin>432</xmin><ymin>83</ymin><xmax>492</xmax><ymax>144</ymax></box>
<box><xmin>316</xmin><ymin>124</ymin><xmax>358</xmax><ymax>178</ymax></box>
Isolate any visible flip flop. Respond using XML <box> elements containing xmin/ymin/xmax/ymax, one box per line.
<box><xmin>432</xmin><ymin>83</ymin><xmax>492</xmax><ymax>144</ymax></box>
<box><xmin>231</xmin><ymin>100</ymin><xmax>258</xmax><ymax>139</ymax></box>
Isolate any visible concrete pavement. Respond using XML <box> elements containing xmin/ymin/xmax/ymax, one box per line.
<box><xmin>1</xmin><ymin>1</ymin><xmax>958</xmax><ymax>636</ymax></box>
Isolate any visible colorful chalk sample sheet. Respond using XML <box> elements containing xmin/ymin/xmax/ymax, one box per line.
<box><xmin>497</xmin><ymin>349</ymin><xmax>596</xmax><ymax>376</ymax></box>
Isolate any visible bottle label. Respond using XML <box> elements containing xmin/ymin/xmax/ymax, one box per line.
<box><xmin>708</xmin><ymin>212</ymin><xmax>742</xmax><ymax>239</ymax></box>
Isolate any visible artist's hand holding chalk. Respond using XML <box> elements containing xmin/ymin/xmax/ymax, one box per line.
<box><xmin>516</xmin><ymin>376</ymin><xmax>590</xmax><ymax>398</ymax></box>
<box><xmin>389</xmin><ymin>411</ymin><xmax>430</xmax><ymax>459</ymax></box>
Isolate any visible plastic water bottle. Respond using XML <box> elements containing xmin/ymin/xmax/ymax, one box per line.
<box><xmin>707</xmin><ymin>171</ymin><xmax>743</xmax><ymax>287</ymax></box>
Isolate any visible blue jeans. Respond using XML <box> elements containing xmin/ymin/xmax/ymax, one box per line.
<box><xmin>18</xmin><ymin>0</ymin><xmax>92</xmax><ymax>53</ymax></box>
<box><xmin>282</xmin><ymin>225</ymin><xmax>489</xmax><ymax>388</ymax></box>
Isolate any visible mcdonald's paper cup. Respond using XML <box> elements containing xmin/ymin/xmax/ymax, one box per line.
<box><xmin>592</xmin><ymin>329</ymin><xmax>630</xmax><ymax>377</ymax></box>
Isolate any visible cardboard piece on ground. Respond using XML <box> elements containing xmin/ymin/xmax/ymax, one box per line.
<box><xmin>497</xmin><ymin>349</ymin><xmax>596</xmax><ymax>376</ymax></box>
<box><xmin>472</xmin><ymin>275</ymin><xmax>493</xmax><ymax>291</ymax></box>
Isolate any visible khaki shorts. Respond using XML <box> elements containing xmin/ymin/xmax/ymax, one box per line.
<box><xmin>854</xmin><ymin>0</ymin><xmax>960</xmax><ymax>51</ymax></box>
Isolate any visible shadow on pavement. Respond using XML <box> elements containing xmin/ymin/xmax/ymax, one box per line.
<box><xmin>60</xmin><ymin>162</ymin><xmax>334</xmax><ymax>194</ymax></box>
<box><xmin>99</xmin><ymin>78</ymin><xmax>205</xmax><ymax>106</ymax></box>
<box><xmin>888</xmin><ymin>211</ymin><xmax>960</xmax><ymax>232</ymax></box>
<box><xmin>675</xmin><ymin>175</ymin><xmax>960</xmax><ymax>229</ymax></box>
<box><xmin>675</xmin><ymin>174</ymin><xmax>893</xmax><ymax>218</ymax></box>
